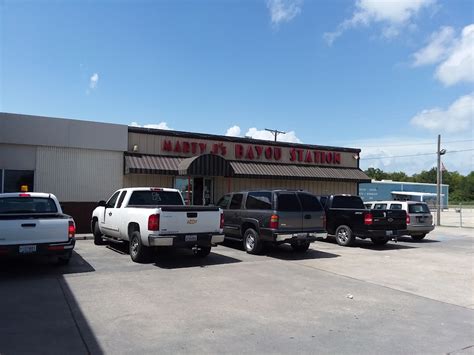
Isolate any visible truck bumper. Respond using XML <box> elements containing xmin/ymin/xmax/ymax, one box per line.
<box><xmin>363</xmin><ymin>229</ymin><xmax>399</xmax><ymax>239</ymax></box>
<box><xmin>274</xmin><ymin>233</ymin><xmax>323</xmax><ymax>244</ymax></box>
<box><xmin>400</xmin><ymin>225</ymin><xmax>435</xmax><ymax>236</ymax></box>
<box><xmin>148</xmin><ymin>234</ymin><xmax>224</xmax><ymax>247</ymax></box>
<box><xmin>0</xmin><ymin>238</ymin><xmax>76</xmax><ymax>258</ymax></box>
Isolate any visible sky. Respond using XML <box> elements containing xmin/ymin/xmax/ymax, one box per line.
<box><xmin>1</xmin><ymin>0</ymin><xmax>473</xmax><ymax>174</ymax></box>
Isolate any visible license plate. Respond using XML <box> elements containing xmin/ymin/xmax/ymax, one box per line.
<box><xmin>185</xmin><ymin>235</ymin><xmax>198</xmax><ymax>242</ymax></box>
<box><xmin>296</xmin><ymin>233</ymin><xmax>308</xmax><ymax>238</ymax></box>
<box><xmin>19</xmin><ymin>245</ymin><xmax>37</xmax><ymax>254</ymax></box>
<box><xmin>386</xmin><ymin>230</ymin><xmax>393</xmax><ymax>236</ymax></box>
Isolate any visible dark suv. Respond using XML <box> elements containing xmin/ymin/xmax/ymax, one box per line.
<box><xmin>216</xmin><ymin>190</ymin><xmax>326</xmax><ymax>254</ymax></box>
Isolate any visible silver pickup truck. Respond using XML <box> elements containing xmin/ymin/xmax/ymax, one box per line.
<box><xmin>91</xmin><ymin>187</ymin><xmax>224</xmax><ymax>263</ymax></box>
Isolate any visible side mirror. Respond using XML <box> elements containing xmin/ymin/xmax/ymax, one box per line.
<box><xmin>98</xmin><ymin>200</ymin><xmax>107</xmax><ymax>207</ymax></box>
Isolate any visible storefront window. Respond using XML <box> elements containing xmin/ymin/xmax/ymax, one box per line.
<box><xmin>3</xmin><ymin>170</ymin><xmax>34</xmax><ymax>193</ymax></box>
<box><xmin>175</xmin><ymin>177</ymin><xmax>193</xmax><ymax>205</ymax></box>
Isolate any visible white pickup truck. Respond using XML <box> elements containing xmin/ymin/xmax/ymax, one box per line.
<box><xmin>0</xmin><ymin>192</ymin><xmax>76</xmax><ymax>265</ymax></box>
<box><xmin>91</xmin><ymin>187</ymin><xmax>224</xmax><ymax>263</ymax></box>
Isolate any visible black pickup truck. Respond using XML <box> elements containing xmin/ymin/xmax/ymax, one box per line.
<box><xmin>217</xmin><ymin>189</ymin><xmax>326</xmax><ymax>254</ymax></box>
<box><xmin>318</xmin><ymin>195</ymin><xmax>407</xmax><ymax>246</ymax></box>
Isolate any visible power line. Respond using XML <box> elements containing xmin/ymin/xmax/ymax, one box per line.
<box><xmin>361</xmin><ymin>148</ymin><xmax>474</xmax><ymax>160</ymax></box>
<box><xmin>360</xmin><ymin>139</ymin><xmax>473</xmax><ymax>148</ymax></box>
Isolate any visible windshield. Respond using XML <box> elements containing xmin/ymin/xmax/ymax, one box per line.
<box><xmin>0</xmin><ymin>197</ymin><xmax>58</xmax><ymax>214</ymax></box>
<box><xmin>127</xmin><ymin>191</ymin><xmax>184</xmax><ymax>206</ymax></box>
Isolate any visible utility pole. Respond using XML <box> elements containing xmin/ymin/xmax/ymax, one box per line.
<box><xmin>265</xmin><ymin>128</ymin><xmax>286</xmax><ymax>142</ymax></box>
<box><xmin>436</xmin><ymin>135</ymin><xmax>447</xmax><ymax>226</ymax></box>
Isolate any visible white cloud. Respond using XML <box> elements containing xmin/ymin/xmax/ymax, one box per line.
<box><xmin>267</xmin><ymin>0</ymin><xmax>302</xmax><ymax>26</ymax></box>
<box><xmin>345</xmin><ymin>136</ymin><xmax>473</xmax><ymax>175</ymax></box>
<box><xmin>412</xmin><ymin>26</ymin><xmax>455</xmax><ymax>66</ymax></box>
<box><xmin>89</xmin><ymin>73</ymin><xmax>99</xmax><ymax>89</ymax></box>
<box><xmin>130</xmin><ymin>121</ymin><xmax>173</xmax><ymax>130</ymax></box>
<box><xmin>435</xmin><ymin>24</ymin><xmax>474</xmax><ymax>86</ymax></box>
<box><xmin>225</xmin><ymin>125</ymin><xmax>241</xmax><ymax>137</ymax></box>
<box><xmin>324</xmin><ymin>0</ymin><xmax>435</xmax><ymax>45</ymax></box>
<box><xmin>245</xmin><ymin>127</ymin><xmax>302</xmax><ymax>143</ymax></box>
<box><xmin>410</xmin><ymin>93</ymin><xmax>474</xmax><ymax>133</ymax></box>
<box><xmin>412</xmin><ymin>24</ymin><xmax>474</xmax><ymax>86</ymax></box>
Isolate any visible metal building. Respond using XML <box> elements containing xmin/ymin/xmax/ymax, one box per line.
<box><xmin>1</xmin><ymin>112</ymin><xmax>370</xmax><ymax>231</ymax></box>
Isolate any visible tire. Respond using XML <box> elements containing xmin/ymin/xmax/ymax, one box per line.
<box><xmin>93</xmin><ymin>222</ymin><xmax>106</xmax><ymax>246</ymax></box>
<box><xmin>371</xmin><ymin>238</ymin><xmax>389</xmax><ymax>246</ymax></box>
<box><xmin>194</xmin><ymin>246</ymin><xmax>211</xmax><ymax>258</ymax></box>
<box><xmin>243</xmin><ymin>228</ymin><xmax>264</xmax><ymax>254</ymax></box>
<box><xmin>56</xmin><ymin>251</ymin><xmax>72</xmax><ymax>266</ymax></box>
<box><xmin>412</xmin><ymin>234</ymin><xmax>426</xmax><ymax>241</ymax></box>
<box><xmin>129</xmin><ymin>231</ymin><xmax>152</xmax><ymax>263</ymax></box>
<box><xmin>335</xmin><ymin>225</ymin><xmax>355</xmax><ymax>246</ymax></box>
<box><xmin>291</xmin><ymin>242</ymin><xmax>310</xmax><ymax>252</ymax></box>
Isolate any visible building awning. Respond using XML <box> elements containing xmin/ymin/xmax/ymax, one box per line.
<box><xmin>124</xmin><ymin>153</ymin><xmax>370</xmax><ymax>182</ymax></box>
<box><xmin>230</xmin><ymin>161</ymin><xmax>370</xmax><ymax>182</ymax></box>
<box><xmin>178</xmin><ymin>154</ymin><xmax>234</xmax><ymax>176</ymax></box>
<box><xmin>124</xmin><ymin>154</ymin><xmax>181</xmax><ymax>174</ymax></box>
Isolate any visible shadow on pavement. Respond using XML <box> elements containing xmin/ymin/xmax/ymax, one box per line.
<box><xmin>396</xmin><ymin>236</ymin><xmax>440</xmax><ymax>243</ymax></box>
<box><xmin>264</xmin><ymin>244</ymin><xmax>340</xmax><ymax>260</ymax></box>
<box><xmin>0</xmin><ymin>252</ymin><xmax>103</xmax><ymax>354</ymax></box>
<box><xmin>0</xmin><ymin>251</ymin><xmax>95</xmax><ymax>279</ymax></box>
<box><xmin>104</xmin><ymin>241</ymin><xmax>242</xmax><ymax>269</ymax></box>
<box><xmin>222</xmin><ymin>239</ymin><xmax>339</xmax><ymax>260</ymax></box>
<box><xmin>317</xmin><ymin>237</ymin><xmax>418</xmax><ymax>250</ymax></box>
<box><xmin>153</xmin><ymin>249</ymin><xmax>242</xmax><ymax>269</ymax></box>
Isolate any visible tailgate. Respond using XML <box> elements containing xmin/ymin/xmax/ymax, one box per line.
<box><xmin>370</xmin><ymin>210</ymin><xmax>407</xmax><ymax>230</ymax></box>
<box><xmin>0</xmin><ymin>215</ymin><xmax>70</xmax><ymax>245</ymax></box>
<box><xmin>159</xmin><ymin>207</ymin><xmax>221</xmax><ymax>235</ymax></box>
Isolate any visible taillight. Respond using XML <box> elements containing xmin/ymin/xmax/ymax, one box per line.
<box><xmin>270</xmin><ymin>214</ymin><xmax>279</xmax><ymax>229</ymax></box>
<box><xmin>68</xmin><ymin>221</ymin><xmax>76</xmax><ymax>239</ymax></box>
<box><xmin>19</xmin><ymin>193</ymin><xmax>30</xmax><ymax>197</ymax></box>
<box><xmin>364</xmin><ymin>212</ymin><xmax>373</xmax><ymax>225</ymax></box>
<box><xmin>220</xmin><ymin>212</ymin><xmax>224</xmax><ymax>229</ymax></box>
<box><xmin>406</xmin><ymin>214</ymin><xmax>410</xmax><ymax>225</ymax></box>
<box><xmin>148</xmin><ymin>214</ymin><xmax>160</xmax><ymax>231</ymax></box>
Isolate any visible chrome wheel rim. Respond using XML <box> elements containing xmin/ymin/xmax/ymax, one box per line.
<box><xmin>337</xmin><ymin>228</ymin><xmax>348</xmax><ymax>243</ymax></box>
<box><xmin>246</xmin><ymin>234</ymin><xmax>255</xmax><ymax>250</ymax></box>
<box><xmin>131</xmin><ymin>237</ymin><xmax>139</xmax><ymax>256</ymax></box>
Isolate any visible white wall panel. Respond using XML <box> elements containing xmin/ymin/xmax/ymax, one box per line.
<box><xmin>35</xmin><ymin>147</ymin><xmax>123</xmax><ymax>202</ymax></box>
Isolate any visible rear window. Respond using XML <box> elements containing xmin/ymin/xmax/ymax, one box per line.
<box><xmin>331</xmin><ymin>196</ymin><xmax>365</xmax><ymax>209</ymax></box>
<box><xmin>217</xmin><ymin>195</ymin><xmax>231</xmax><ymax>209</ymax></box>
<box><xmin>409</xmin><ymin>203</ymin><xmax>430</xmax><ymax>213</ymax></box>
<box><xmin>374</xmin><ymin>203</ymin><xmax>387</xmax><ymax>210</ymax></box>
<box><xmin>128</xmin><ymin>191</ymin><xmax>183</xmax><ymax>206</ymax></box>
<box><xmin>298</xmin><ymin>193</ymin><xmax>323</xmax><ymax>211</ymax></box>
<box><xmin>246</xmin><ymin>192</ymin><xmax>272</xmax><ymax>210</ymax></box>
<box><xmin>277</xmin><ymin>193</ymin><xmax>301</xmax><ymax>212</ymax></box>
<box><xmin>0</xmin><ymin>197</ymin><xmax>58</xmax><ymax>214</ymax></box>
<box><xmin>390</xmin><ymin>204</ymin><xmax>402</xmax><ymax>210</ymax></box>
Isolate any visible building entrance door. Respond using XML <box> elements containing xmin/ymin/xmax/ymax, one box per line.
<box><xmin>192</xmin><ymin>177</ymin><xmax>213</xmax><ymax>205</ymax></box>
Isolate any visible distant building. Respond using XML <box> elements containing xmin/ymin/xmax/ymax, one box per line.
<box><xmin>359</xmin><ymin>180</ymin><xmax>449</xmax><ymax>207</ymax></box>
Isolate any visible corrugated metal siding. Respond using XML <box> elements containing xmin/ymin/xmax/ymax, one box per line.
<box><xmin>123</xmin><ymin>174</ymin><xmax>173</xmax><ymax>188</ymax></box>
<box><xmin>35</xmin><ymin>147</ymin><xmax>123</xmax><ymax>202</ymax></box>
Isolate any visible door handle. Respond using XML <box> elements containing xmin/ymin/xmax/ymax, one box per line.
<box><xmin>108</xmin><ymin>212</ymin><xmax>112</xmax><ymax>216</ymax></box>
<box><xmin>304</xmin><ymin>214</ymin><xmax>312</xmax><ymax>219</ymax></box>
<box><xmin>21</xmin><ymin>223</ymin><xmax>36</xmax><ymax>228</ymax></box>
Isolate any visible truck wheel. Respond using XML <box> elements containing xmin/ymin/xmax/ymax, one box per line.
<box><xmin>412</xmin><ymin>234</ymin><xmax>426</xmax><ymax>241</ymax></box>
<box><xmin>371</xmin><ymin>238</ymin><xmax>389</xmax><ymax>246</ymax></box>
<box><xmin>291</xmin><ymin>242</ymin><xmax>310</xmax><ymax>252</ymax></box>
<box><xmin>243</xmin><ymin>228</ymin><xmax>263</xmax><ymax>254</ymax></box>
<box><xmin>93</xmin><ymin>222</ymin><xmax>106</xmax><ymax>246</ymax></box>
<box><xmin>335</xmin><ymin>225</ymin><xmax>355</xmax><ymax>246</ymax></box>
<box><xmin>56</xmin><ymin>251</ymin><xmax>72</xmax><ymax>266</ymax></box>
<box><xmin>194</xmin><ymin>246</ymin><xmax>211</xmax><ymax>258</ymax></box>
<box><xmin>129</xmin><ymin>231</ymin><xmax>152</xmax><ymax>263</ymax></box>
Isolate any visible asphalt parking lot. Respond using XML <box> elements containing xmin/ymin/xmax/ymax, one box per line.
<box><xmin>1</xmin><ymin>226</ymin><xmax>473</xmax><ymax>355</ymax></box>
